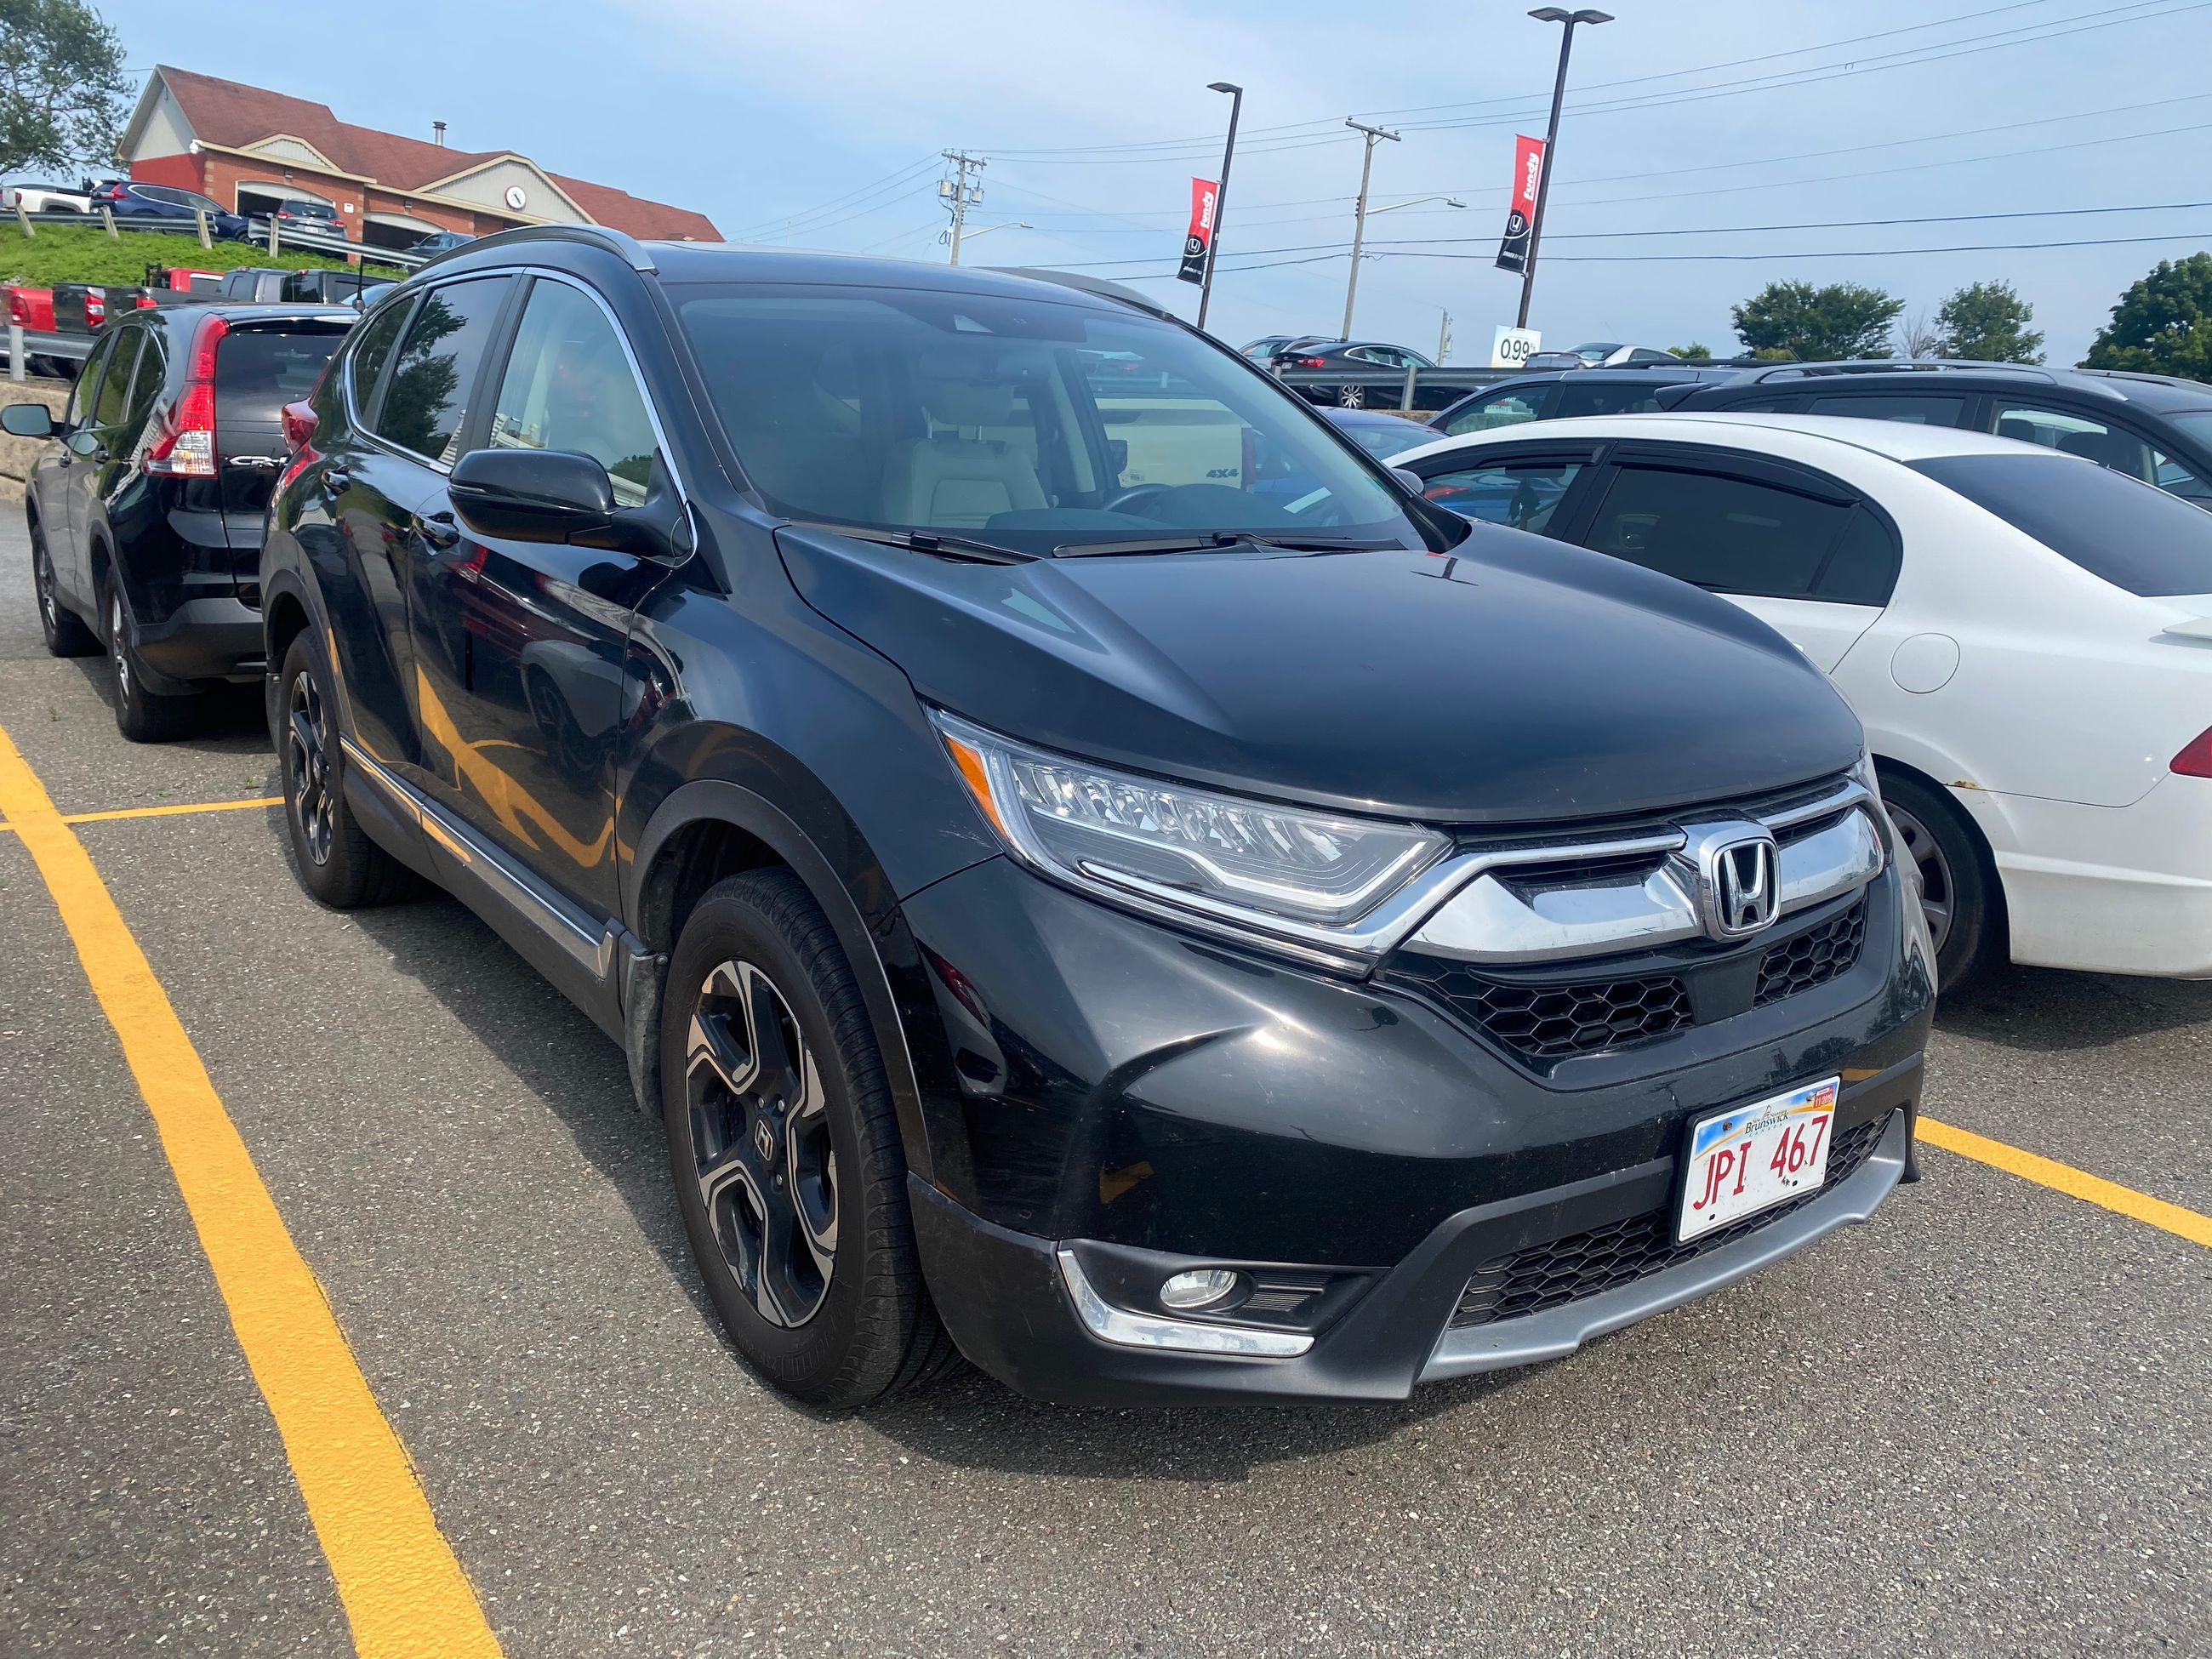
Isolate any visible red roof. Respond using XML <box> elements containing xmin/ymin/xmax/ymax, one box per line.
<box><xmin>150</xmin><ymin>66</ymin><xmax>720</xmax><ymax>240</ymax></box>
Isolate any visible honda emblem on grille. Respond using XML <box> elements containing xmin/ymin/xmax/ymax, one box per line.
<box><xmin>1681</xmin><ymin>821</ymin><xmax>1781</xmax><ymax>941</ymax></box>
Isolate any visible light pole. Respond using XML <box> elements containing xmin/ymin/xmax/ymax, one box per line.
<box><xmin>1517</xmin><ymin>8</ymin><xmax>1611</xmax><ymax>329</ymax></box>
<box><xmin>1341</xmin><ymin>195</ymin><xmax>1462</xmax><ymax>340</ymax></box>
<box><xmin>1197</xmin><ymin>82</ymin><xmax>1241</xmax><ymax>333</ymax></box>
<box><xmin>945</xmin><ymin>220</ymin><xmax>1031</xmax><ymax>255</ymax></box>
<box><xmin>1341</xmin><ymin>118</ymin><xmax>1401</xmax><ymax>339</ymax></box>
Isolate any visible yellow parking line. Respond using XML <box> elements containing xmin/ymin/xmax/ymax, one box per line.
<box><xmin>1919</xmin><ymin>1115</ymin><xmax>2212</xmax><ymax>1249</ymax></box>
<box><xmin>0</xmin><ymin>722</ymin><xmax>500</xmax><ymax>1659</ymax></box>
<box><xmin>0</xmin><ymin>795</ymin><xmax>282</xmax><ymax>834</ymax></box>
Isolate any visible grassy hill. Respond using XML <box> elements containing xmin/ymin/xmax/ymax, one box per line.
<box><xmin>0</xmin><ymin>224</ymin><xmax>408</xmax><ymax>288</ymax></box>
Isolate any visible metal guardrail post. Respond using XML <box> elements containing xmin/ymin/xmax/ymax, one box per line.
<box><xmin>9</xmin><ymin>323</ymin><xmax>23</xmax><ymax>383</ymax></box>
<box><xmin>195</xmin><ymin>208</ymin><xmax>211</xmax><ymax>250</ymax></box>
<box><xmin>267</xmin><ymin>215</ymin><xmax>280</xmax><ymax>258</ymax></box>
<box><xmin>100</xmin><ymin>205</ymin><xmax>117</xmax><ymax>239</ymax></box>
<box><xmin>1400</xmin><ymin>365</ymin><xmax>1417</xmax><ymax>413</ymax></box>
<box><xmin>14</xmin><ymin>202</ymin><xmax>31</xmax><ymax>237</ymax></box>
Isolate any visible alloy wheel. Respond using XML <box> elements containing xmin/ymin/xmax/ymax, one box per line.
<box><xmin>1884</xmin><ymin>802</ymin><xmax>1953</xmax><ymax>955</ymax></box>
<box><xmin>1337</xmin><ymin>384</ymin><xmax>1365</xmax><ymax>408</ymax></box>
<box><xmin>685</xmin><ymin>960</ymin><xmax>838</xmax><ymax>1328</ymax></box>
<box><xmin>33</xmin><ymin>539</ymin><xmax>58</xmax><ymax>636</ymax></box>
<box><xmin>108</xmin><ymin>591</ymin><xmax>130</xmax><ymax>699</ymax></box>
<box><xmin>286</xmin><ymin>668</ymin><xmax>335</xmax><ymax>866</ymax></box>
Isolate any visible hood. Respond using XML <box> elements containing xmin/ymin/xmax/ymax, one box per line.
<box><xmin>774</xmin><ymin>522</ymin><xmax>1863</xmax><ymax>826</ymax></box>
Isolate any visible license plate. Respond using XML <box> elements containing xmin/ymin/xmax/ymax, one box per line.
<box><xmin>1678</xmin><ymin>1078</ymin><xmax>1839</xmax><ymax>1243</ymax></box>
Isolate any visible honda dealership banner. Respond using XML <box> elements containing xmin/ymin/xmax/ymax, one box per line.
<box><xmin>1177</xmin><ymin>177</ymin><xmax>1219</xmax><ymax>285</ymax></box>
<box><xmin>1493</xmin><ymin>134</ymin><xmax>1546</xmax><ymax>275</ymax></box>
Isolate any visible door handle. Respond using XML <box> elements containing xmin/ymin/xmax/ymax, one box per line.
<box><xmin>323</xmin><ymin>464</ymin><xmax>352</xmax><ymax>490</ymax></box>
<box><xmin>415</xmin><ymin>510</ymin><xmax>461</xmax><ymax>550</ymax></box>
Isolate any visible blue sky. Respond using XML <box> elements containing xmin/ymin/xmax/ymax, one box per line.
<box><xmin>102</xmin><ymin>0</ymin><xmax>2212</xmax><ymax>364</ymax></box>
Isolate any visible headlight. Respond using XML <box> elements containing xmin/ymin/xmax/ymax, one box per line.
<box><xmin>931</xmin><ymin>710</ymin><xmax>1448</xmax><ymax>945</ymax></box>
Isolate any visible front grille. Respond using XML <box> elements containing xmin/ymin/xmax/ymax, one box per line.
<box><xmin>1448</xmin><ymin>1110</ymin><xmax>1894</xmax><ymax>1328</ymax></box>
<box><xmin>1392</xmin><ymin>961</ymin><xmax>1691</xmax><ymax>1060</ymax></box>
<box><xmin>1755</xmin><ymin>899</ymin><xmax>1865</xmax><ymax>1006</ymax></box>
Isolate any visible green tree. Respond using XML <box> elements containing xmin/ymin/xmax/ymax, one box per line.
<box><xmin>0</xmin><ymin>1</ymin><xmax>128</xmax><ymax>178</ymax></box>
<box><xmin>1666</xmin><ymin>342</ymin><xmax>1712</xmax><ymax>360</ymax></box>
<box><xmin>2083</xmin><ymin>253</ymin><xmax>2212</xmax><ymax>381</ymax></box>
<box><xmin>1730</xmin><ymin>280</ymin><xmax>1903</xmax><ymax>361</ymax></box>
<box><xmin>1934</xmin><ymin>280</ymin><xmax>2043</xmax><ymax>362</ymax></box>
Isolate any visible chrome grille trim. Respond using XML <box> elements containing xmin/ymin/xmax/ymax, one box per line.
<box><xmin>1402</xmin><ymin>780</ymin><xmax>1881</xmax><ymax>966</ymax></box>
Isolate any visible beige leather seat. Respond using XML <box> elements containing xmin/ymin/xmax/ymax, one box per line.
<box><xmin>883</xmin><ymin>379</ymin><xmax>1046</xmax><ymax>528</ymax></box>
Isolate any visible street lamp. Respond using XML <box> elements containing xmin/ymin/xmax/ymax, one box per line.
<box><xmin>1367</xmin><ymin>196</ymin><xmax>1468</xmax><ymax>218</ymax></box>
<box><xmin>1197</xmin><ymin>82</ymin><xmax>1242</xmax><ymax>332</ymax></box>
<box><xmin>1518</xmin><ymin>7</ymin><xmax>1611</xmax><ymax>329</ymax></box>
<box><xmin>945</xmin><ymin>219</ymin><xmax>1031</xmax><ymax>251</ymax></box>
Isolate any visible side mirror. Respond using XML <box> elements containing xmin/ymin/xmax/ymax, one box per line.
<box><xmin>1391</xmin><ymin>466</ymin><xmax>1425</xmax><ymax>494</ymax></box>
<box><xmin>1</xmin><ymin>402</ymin><xmax>55</xmax><ymax>439</ymax></box>
<box><xmin>448</xmin><ymin>448</ymin><xmax>615</xmax><ymax>544</ymax></box>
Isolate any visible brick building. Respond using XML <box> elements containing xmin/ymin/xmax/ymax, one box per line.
<box><xmin>120</xmin><ymin>66</ymin><xmax>720</xmax><ymax>249</ymax></box>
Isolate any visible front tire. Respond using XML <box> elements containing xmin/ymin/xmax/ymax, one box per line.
<box><xmin>31</xmin><ymin>521</ymin><xmax>96</xmax><ymax>656</ymax></box>
<box><xmin>276</xmin><ymin>630</ymin><xmax>413</xmax><ymax>908</ymax></box>
<box><xmin>1880</xmin><ymin>769</ymin><xmax>2003</xmax><ymax>994</ymax></box>
<box><xmin>661</xmin><ymin>869</ymin><xmax>954</xmax><ymax>1407</ymax></box>
<box><xmin>105</xmin><ymin>582</ymin><xmax>196</xmax><ymax>743</ymax></box>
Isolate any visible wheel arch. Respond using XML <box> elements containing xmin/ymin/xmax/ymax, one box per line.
<box><xmin>626</xmin><ymin>776</ymin><xmax>938</xmax><ymax>1186</ymax></box>
<box><xmin>1872</xmin><ymin>749</ymin><xmax>2012</xmax><ymax>955</ymax></box>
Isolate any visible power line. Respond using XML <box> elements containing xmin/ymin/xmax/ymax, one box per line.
<box><xmin>727</xmin><ymin>154</ymin><xmax>939</xmax><ymax>241</ymax></box>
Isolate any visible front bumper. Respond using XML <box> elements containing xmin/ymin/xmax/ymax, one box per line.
<box><xmin>893</xmin><ymin>852</ymin><xmax>1931</xmax><ymax>1404</ymax></box>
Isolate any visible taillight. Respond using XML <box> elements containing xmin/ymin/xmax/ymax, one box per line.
<box><xmin>7</xmin><ymin>290</ymin><xmax>28</xmax><ymax>326</ymax></box>
<box><xmin>280</xmin><ymin>398</ymin><xmax>318</xmax><ymax>453</ymax></box>
<box><xmin>145</xmin><ymin>313</ymin><xmax>229</xmax><ymax>477</ymax></box>
<box><xmin>1297</xmin><ymin>356</ymin><xmax>1329</xmax><ymax>368</ymax></box>
<box><xmin>2173</xmin><ymin>727</ymin><xmax>2212</xmax><ymax>778</ymax></box>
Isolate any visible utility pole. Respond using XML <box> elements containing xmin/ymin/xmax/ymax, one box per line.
<box><xmin>1197</xmin><ymin>82</ymin><xmax>1242</xmax><ymax>333</ymax></box>
<box><xmin>939</xmin><ymin>151</ymin><xmax>986</xmax><ymax>265</ymax></box>
<box><xmin>1341</xmin><ymin>119</ymin><xmax>1400</xmax><ymax>339</ymax></box>
<box><xmin>1518</xmin><ymin>9</ymin><xmax>1612</xmax><ymax>329</ymax></box>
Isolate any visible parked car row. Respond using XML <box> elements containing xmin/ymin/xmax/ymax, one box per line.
<box><xmin>11</xmin><ymin>229</ymin><xmax>1955</xmax><ymax>1417</ymax></box>
<box><xmin>5</xmin><ymin>174</ymin><xmax>480</xmax><ymax>261</ymax></box>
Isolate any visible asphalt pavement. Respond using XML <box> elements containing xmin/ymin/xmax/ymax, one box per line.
<box><xmin>2</xmin><ymin>520</ymin><xmax>2206</xmax><ymax>1658</ymax></box>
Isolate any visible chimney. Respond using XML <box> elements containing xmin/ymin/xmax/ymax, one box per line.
<box><xmin>433</xmin><ymin>121</ymin><xmax>447</xmax><ymax>147</ymax></box>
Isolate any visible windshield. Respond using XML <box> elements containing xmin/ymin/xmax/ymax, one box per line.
<box><xmin>674</xmin><ymin>283</ymin><xmax>1439</xmax><ymax>554</ymax></box>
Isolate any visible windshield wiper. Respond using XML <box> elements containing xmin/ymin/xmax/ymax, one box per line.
<box><xmin>784</xmin><ymin>521</ymin><xmax>1034</xmax><ymax>564</ymax></box>
<box><xmin>1052</xmin><ymin>532</ymin><xmax>1406</xmax><ymax>558</ymax></box>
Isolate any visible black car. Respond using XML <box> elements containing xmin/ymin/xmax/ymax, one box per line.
<box><xmin>1668</xmin><ymin>362</ymin><xmax>2212</xmax><ymax>506</ymax></box>
<box><xmin>8</xmin><ymin>304</ymin><xmax>353</xmax><ymax>738</ymax></box>
<box><xmin>259</xmin><ymin>225</ymin><xmax>1933</xmax><ymax>1408</ymax></box>
<box><xmin>1428</xmin><ymin>365</ymin><xmax>1747</xmax><ymax>438</ymax></box>
<box><xmin>1270</xmin><ymin>339</ymin><xmax>1436</xmax><ymax>407</ymax></box>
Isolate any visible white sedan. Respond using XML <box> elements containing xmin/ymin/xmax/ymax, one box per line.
<box><xmin>1388</xmin><ymin>413</ymin><xmax>2212</xmax><ymax>988</ymax></box>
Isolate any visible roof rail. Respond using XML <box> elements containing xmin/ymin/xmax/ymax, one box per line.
<box><xmin>987</xmin><ymin>266</ymin><xmax>1177</xmax><ymax>321</ymax></box>
<box><xmin>1736</xmin><ymin>357</ymin><xmax>2057</xmax><ymax>385</ymax></box>
<box><xmin>2074</xmin><ymin>366</ymin><xmax>2212</xmax><ymax>394</ymax></box>
<box><xmin>417</xmin><ymin>222</ymin><xmax>659</xmax><ymax>276</ymax></box>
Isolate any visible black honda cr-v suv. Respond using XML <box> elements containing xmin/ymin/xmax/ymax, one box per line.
<box><xmin>263</xmin><ymin>226</ymin><xmax>1935</xmax><ymax>1407</ymax></box>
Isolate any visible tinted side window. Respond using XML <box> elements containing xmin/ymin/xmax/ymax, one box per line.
<box><xmin>1422</xmin><ymin>459</ymin><xmax>1584</xmax><ymax>533</ymax></box>
<box><xmin>67</xmin><ymin>329</ymin><xmax>120</xmax><ymax>425</ymax></box>
<box><xmin>1990</xmin><ymin>402</ymin><xmax>2155</xmax><ymax>483</ymax></box>
<box><xmin>1441</xmin><ymin>389</ymin><xmax>1546</xmax><ymax>436</ymax></box>
<box><xmin>1805</xmin><ymin>393</ymin><xmax>1965</xmax><ymax>425</ymax></box>
<box><xmin>486</xmin><ymin>281</ymin><xmax>660</xmax><ymax>507</ymax></box>
<box><xmin>346</xmin><ymin>299</ymin><xmax>409</xmax><ymax>418</ymax></box>
<box><xmin>1582</xmin><ymin>465</ymin><xmax>1850</xmax><ymax>598</ymax></box>
<box><xmin>1913</xmin><ymin>453</ymin><xmax>2212</xmax><ymax>597</ymax></box>
<box><xmin>91</xmin><ymin>332</ymin><xmax>140</xmax><ymax>425</ymax></box>
<box><xmin>1555</xmin><ymin>381</ymin><xmax>1661</xmax><ymax>419</ymax></box>
<box><xmin>1816</xmin><ymin>507</ymin><xmax>1901</xmax><ymax>607</ymax></box>
<box><xmin>370</xmin><ymin>277</ymin><xmax>510</xmax><ymax>464</ymax></box>
<box><xmin>117</xmin><ymin>331</ymin><xmax>164</xmax><ymax>452</ymax></box>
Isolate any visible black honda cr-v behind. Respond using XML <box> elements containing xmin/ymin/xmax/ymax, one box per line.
<box><xmin>262</xmin><ymin>226</ymin><xmax>1935</xmax><ymax>1407</ymax></box>
<box><xmin>9</xmin><ymin>304</ymin><xmax>354</xmax><ymax>738</ymax></box>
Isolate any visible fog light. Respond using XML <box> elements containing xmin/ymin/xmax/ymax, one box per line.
<box><xmin>1159</xmin><ymin>1268</ymin><xmax>1242</xmax><ymax>1311</ymax></box>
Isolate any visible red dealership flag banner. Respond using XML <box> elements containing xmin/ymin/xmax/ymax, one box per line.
<box><xmin>1177</xmin><ymin>177</ymin><xmax>1219</xmax><ymax>285</ymax></box>
<box><xmin>1494</xmin><ymin>134</ymin><xmax>1546</xmax><ymax>275</ymax></box>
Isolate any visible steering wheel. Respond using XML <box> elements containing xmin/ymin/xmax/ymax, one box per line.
<box><xmin>1103</xmin><ymin>482</ymin><xmax>1173</xmax><ymax>515</ymax></box>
